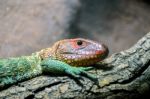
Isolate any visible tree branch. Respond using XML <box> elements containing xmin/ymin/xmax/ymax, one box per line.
<box><xmin>0</xmin><ymin>32</ymin><xmax>150</xmax><ymax>99</ymax></box>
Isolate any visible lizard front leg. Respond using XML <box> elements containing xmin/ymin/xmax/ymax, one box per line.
<box><xmin>41</xmin><ymin>58</ymin><xmax>97</xmax><ymax>82</ymax></box>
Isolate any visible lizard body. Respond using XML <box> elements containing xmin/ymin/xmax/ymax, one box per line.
<box><xmin>0</xmin><ymin>38</ymin><xmax>108</xmax><ymax>88</ymax></box>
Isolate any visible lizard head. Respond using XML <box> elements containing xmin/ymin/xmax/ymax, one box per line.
<box><xmin>40</xmin><ymin>38</ymin><xmax>109</xmax><ymax>66</ymax></box>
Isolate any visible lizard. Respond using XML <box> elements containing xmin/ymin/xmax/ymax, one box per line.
<box><xmin>0</xmin><ymin>38</ymin><xmax>109</xmax><ymax>88</ymax></box>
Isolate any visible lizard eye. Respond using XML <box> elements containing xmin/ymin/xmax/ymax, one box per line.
<box><xmin>77</xmin><ymin>40</ymin><xmax>83</xmax><ymax>46</ymax></box>
<box><xmin>70</xmin><ymin>39</ymin><xmax>87</xmax><ymax>49</ymax></box>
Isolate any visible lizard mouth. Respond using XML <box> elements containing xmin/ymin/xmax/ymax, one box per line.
<box><xmin>56</xmin><ymin>43</ymin><xmax>109</xmax><ymax>66</ymax></box>
<box><xmin>58</xmin><ymin>50</ymin><xmax>108</xmax><ymax>66</ymax></box>
<box><xmin>39</xmin><ymin>38</ymin><xmax>109</xmax><ymax>66</ymax></box>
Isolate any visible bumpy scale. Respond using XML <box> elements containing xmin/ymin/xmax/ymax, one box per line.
<box><xmin>0</xmin><ymin>38</ymin><xmax>109</xmax><ymax>88</ymax></box>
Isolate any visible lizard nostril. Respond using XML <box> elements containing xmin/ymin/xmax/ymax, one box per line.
<box><xmin>95</xmin><ymin>50</ymin><xmax>102</xmax><ymax>55</ymax></box>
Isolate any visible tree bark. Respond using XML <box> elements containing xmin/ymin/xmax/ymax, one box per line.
<box><xmin>0</xmin><ymin>32</ymin><xmax>150</xmax><ymax>99</ymax></box>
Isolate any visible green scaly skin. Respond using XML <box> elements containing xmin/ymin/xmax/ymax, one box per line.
<box><xmin>0</xmin><ymin>53</ymin><xmax>42</xmax><ymax>88</ymax></box>
<box><xmin>0</xmin><ymin>38</ymin><xmax>108</xmax><ymax>88</ymax></box>
<box><xmin>0</xmin><ymin>52</ymin><xmax>96</xmax><ymax>88</ymax></box>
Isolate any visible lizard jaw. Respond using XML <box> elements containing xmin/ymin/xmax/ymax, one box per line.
<box><xmin>56</xmin><ymin>44</ymin><xmax>109</xmax><ymax>66</ymax></box>
<box><xmin>39</xmin><ymin>38</ymin><xmax>109</xmax><ymax>66</ymax></box>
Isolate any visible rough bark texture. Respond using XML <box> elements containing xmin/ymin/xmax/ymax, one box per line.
<box><xmin>0</xmin><ymin>0</ymin><xmax>150</xmax><ymax>99</ymax></box>
<box><xmin>0</xmin><ymin>32</ymin><xmax>150</xmax><ymax>99</ymax></box>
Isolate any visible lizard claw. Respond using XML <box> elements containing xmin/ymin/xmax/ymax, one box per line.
<box><xmin>65</xmin><ymin>68</ymin><xmax>80</xmax><ymax>78</ymax></box>
<box><xmin>65</xmin><ymin>69</ymin><xmax>84</xmax><ymax>81</ymax></box>
<box><xmin>79</xmin><ymin>67</ymin><xmax>94</xmax><ymax>71</ymax></box>
<box><xmin>65</xmin><ymin>67</ymin><xmax>97</xmax><ymax>83</ymax></box>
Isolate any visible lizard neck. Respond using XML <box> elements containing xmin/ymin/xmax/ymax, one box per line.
<box><xmin>39</xmin><ymin>42</ymin><xmax>60</xmax><ymax>60</ymax></box>
<box><xmin>39</xmin><ymin>48</ymin><xmax>54</xmax><ymax>59</ymax></box>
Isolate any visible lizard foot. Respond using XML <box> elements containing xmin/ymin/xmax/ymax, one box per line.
<box><xmin>65</xmin><ymin>67</ymin><xmax>98</xmax><ymax>84</ymax></box>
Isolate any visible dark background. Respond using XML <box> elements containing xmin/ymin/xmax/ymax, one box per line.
<box><xmin>0</xmin><ymin>0</ymin><xmax>150</xmax><ymax>58</ymax></box>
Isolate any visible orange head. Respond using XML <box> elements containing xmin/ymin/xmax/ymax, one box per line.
<box><xmin>40</xmin><ymin>38</ymin><xmax>109</xmax><ymax>66</ymax></box>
